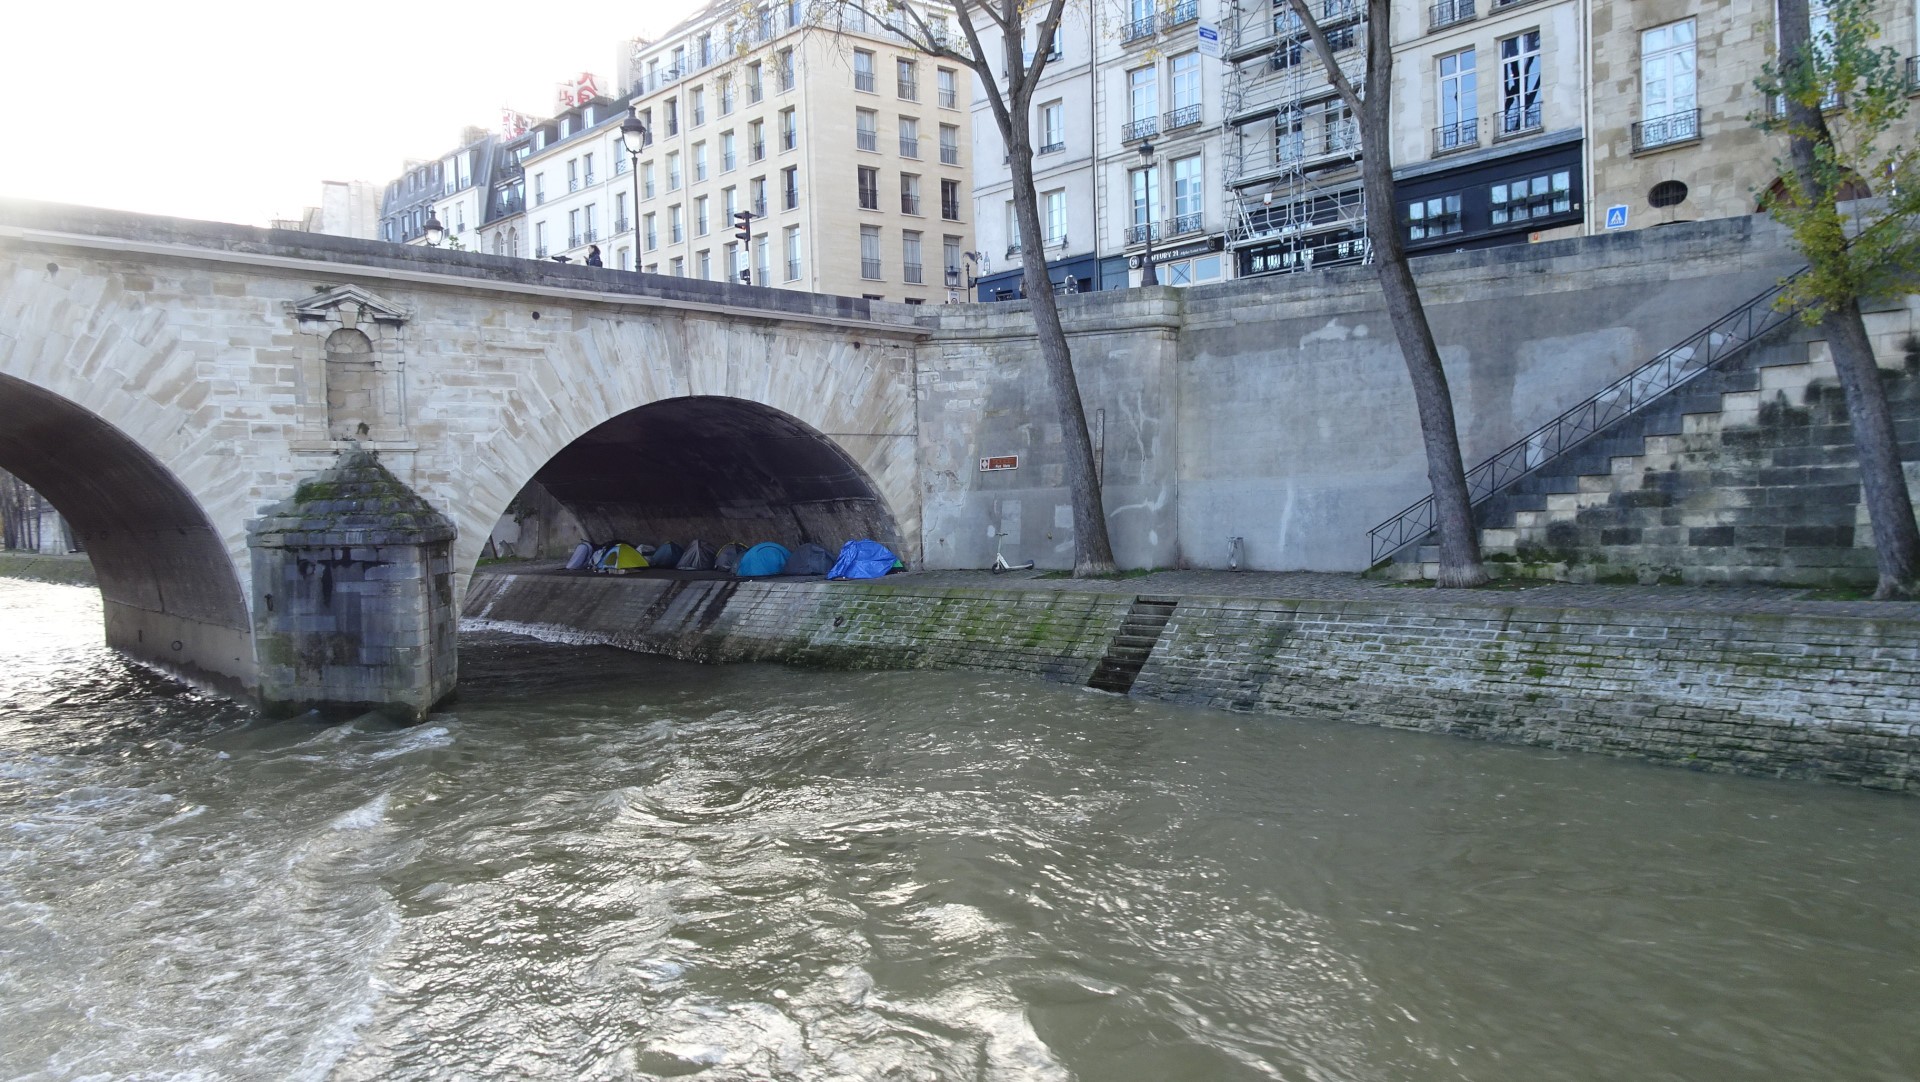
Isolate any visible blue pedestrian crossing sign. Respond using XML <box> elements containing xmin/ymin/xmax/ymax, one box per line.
<box><xmin>1605</xmin><ymin>204</ymin><xmax>1629</xmax><ymax>229</ymax></box>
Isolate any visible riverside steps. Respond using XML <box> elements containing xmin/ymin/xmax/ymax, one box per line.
<box><xmin>463</xmin><ymin>567</ymin><xmax>1920</xmax><ymax>794</ymax></box>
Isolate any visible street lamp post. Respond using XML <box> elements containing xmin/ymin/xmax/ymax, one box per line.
<box><xmin>620</xmin><ymin>113</ymin><xmax>652</xmax><ymax>271</ymax></box>
<box><xmin>423</xmin><ymin>213</ymin><xmax>445</xmax><ymax>248</ymax></box>
<box><xmin>1137</xmin><ymin>142</ymin><xmax>1158</xmax><ymax>286</ymax></box>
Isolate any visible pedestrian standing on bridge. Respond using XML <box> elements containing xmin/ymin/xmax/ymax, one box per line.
<box><xmin>586</xmin><ymin>245</ymin><xmax>603</xmax><ymax>267</ymax></box>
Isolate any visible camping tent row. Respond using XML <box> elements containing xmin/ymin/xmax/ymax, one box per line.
<box><xmin>564</xmin><ymin>539</ymin><xmax>903</xmax><ymax>580</ymax></box>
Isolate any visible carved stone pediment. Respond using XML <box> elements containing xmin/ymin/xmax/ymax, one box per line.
<box><xmin>285</xmin><ymin>284</ymin><xmax>411</xmax><ymax>326</ymax></box>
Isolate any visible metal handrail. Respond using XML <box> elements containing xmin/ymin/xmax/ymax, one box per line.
<box><xmin>1365</xmin><ymin>271</ymin><xmax>1807</xmax><ymax>564</ymax></box>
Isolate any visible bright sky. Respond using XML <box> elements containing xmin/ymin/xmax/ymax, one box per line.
<box><xmin>0</xmin><ymin>0</ymin><xmax>710</xmax><ymax>226</ymax></box>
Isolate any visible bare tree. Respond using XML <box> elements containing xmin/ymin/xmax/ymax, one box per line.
<box><xmin>806</xmin><ymin>0</ymin><xmax>1117</xmax><ymax>575</ymax></box>
<box><xmin>1762</xmin><ymin>0</ymin><xmax>1919</xmax><ymax>598</ymax></box>
<box><xmin>1285</xmin><ymin>0</ymin><xmax>1487</xmax><ymax>586</ymax></box>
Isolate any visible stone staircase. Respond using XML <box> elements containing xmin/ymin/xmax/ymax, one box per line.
<box><xmin>1087</xmin><ymin>597</ymin><xmax>1178</xmax><ymax>693</ymax></box>
<box><xmin>1393</xmin><ymin>304</ymin><xmax>1920</xmax><ymax>587</ymax></box>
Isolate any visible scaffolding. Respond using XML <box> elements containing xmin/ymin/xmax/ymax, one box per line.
<box><xmin>1221</xmin><ymin>0</ymin><xmax>1372</xmax><ymax>278</ymax></box>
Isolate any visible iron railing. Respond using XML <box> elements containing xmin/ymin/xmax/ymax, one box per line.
<box><xmin>900</xmin><ymin>136</ymin><xmax>921</xmax><ymax>157</ymax></box>
<box><xmin>941</xmin><ymin>143</ymin><xmax>960</xmax><ymax>164</ymax></box>
<box><xmin>1429</xmin><ymin>0</ymin><xmax>1474</xmax><ymax>29</ymax></box>
<box><xmin>1039</xmin><ymin>140</ymin><xmax>1066</xmax><ymax>154</ymax></box>
<box><xmin>1632</xmin><ymin>108</ymin><xmax>1700</xmax><ymax>152</ymax></box>
<box><xmin>861</xmin><ymin>257</ymin><xmax>883</xmax><ymax>279</ymax></box>
<box><xmin>898</xmin><ymin>78</ymin><xmax>919</xmax><ymax>100</ymax></box>
<box><xmin>940</xmin><ymin>85</ymin><xmax>958</xmax><ymax>108</ymax></box>
<box><xmin>858</xmin><ymin>129</ymin><xmax>878</xmax><ymax>151</ymax></box>
<box><xmin>1123</xmin><ymin>117</ymin><xmax>1159</xmax><ymax>142</ymax></box>
<box><xmin>859</xmin><ymin>186</ymin><xmax>880</xmax><ymax>210</ymax></box>
<box><xmin>1498</xmin><ymin>100</ymin><xmax>1544</xmax><ymax>137</ymax></box>
<box><xmin>1125</xmin><ymin>222</ymin><xmax>1162</xmax><ymax>244</ymax></box>
<box><xmin>1434</xmin><ymin>118</ymin><xmax>1479</xmax><ymax>153</ymax></box>
<box><xmin>1167</xmin><ymin>0</ymin><xmax>1199</xmax><ymax>27</ymax></box>
<box><xmin>1365</xmin><ymin>271</ymin><xmax>1806</xmax><ymax>564</ymax></box>
<box><xmin>901</xmin><ymin>193</ymin><xmax>922</xmax><ymax>214</ymax></box>
<box><xmin>904</xmin><ymin>261</ymin><xmax>924</xmax><ymax>284</ymax></box>
<box><xmin>942</xmin><ymin>199</ymin><xmax>962</xmax><ymax>220</ymax></box>
<box><xmin>1165</xmin><ymin>103</ymin><xmax>1203</xmax><ymax>130</ymax></box>
<box><xmin>1123</xmin><ymin>15</ymin><xmax>1157</xmax><ymax>43</ymax></box>
<box><xmin>1167</xmin><ymin>212</ymin><xmax>1204</xmax><ymax>236</ymax></box>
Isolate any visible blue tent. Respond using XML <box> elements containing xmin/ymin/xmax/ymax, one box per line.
<box><xmin>651</xmin><ymin>541</ymin><xmax>684</xmax><ymax>568</ymax></box>
<box><xmin>828</xmin><ymin>540</ymin><xmax>902</xmax><ymax>580</ymax></box>
<box><xmin>736</xmin><ymin>542</ymin><xmax>791</xmax><ymax>577</ymax></box>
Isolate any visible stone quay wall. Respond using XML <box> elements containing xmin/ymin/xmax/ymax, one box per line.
<box><xmin>465</xmin><ymin>572</ymin><xmax>1920</xmax><ymax>793</ymax></box>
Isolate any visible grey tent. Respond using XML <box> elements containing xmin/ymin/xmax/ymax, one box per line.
<box><xmin>714</xmin><ymin>542</ymin><xmax>748</xmax><ymax>573</ymax></box>
<box><xmin>785</xmin><ymin>542</ymin><xmax>833</xmax><ymax>576</ymax></box>
<box><xmin>651</xmin><ymin>541</ymin><xmax>684</xmax><ymax>567</ymax></box>
<box><xmin>564</xmin><ymin>541</ymin><xmax>594</xmax><ymax>571</ymax></box>
<box><xmin>676</xmin><ymin>539</ymin><xmax>716</xmax><ymax>570</ymax></box>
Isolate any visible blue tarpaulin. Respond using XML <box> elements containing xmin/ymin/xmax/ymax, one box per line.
<box><xmin>736</xmin><ymin>542</ymin><xmax>791</xmax><ymax>577</ymax></box>
<box><xmin>828</xmin><ymin>540</ymin><xmax>902</xmax><ymax>580</ymax></box>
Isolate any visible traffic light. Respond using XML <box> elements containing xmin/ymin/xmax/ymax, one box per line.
<box><xmin>733</xmin><ymin>210</ymin><xmax>754</xmax><ymax>285</ymax></box>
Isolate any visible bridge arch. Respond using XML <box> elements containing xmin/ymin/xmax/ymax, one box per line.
<box><xmin>0</xmin><ymin>372</ymin><xmax>252</xmax><ymax>693</ymax></box>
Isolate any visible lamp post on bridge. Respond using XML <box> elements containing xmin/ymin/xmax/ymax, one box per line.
<box><xmin>423</xmin><ymin>213</ymin><xmax>445</xmax><ymax>248</ymax></box>
<box><xmin>1137</xmin><ymin>141</ymin><xmax>1158</xmax><ymax>287</ymax></box>
<box><xmin>620</xmin><ymin>113</ymin><xmax>652</xmax><ymax>271</ymax></box>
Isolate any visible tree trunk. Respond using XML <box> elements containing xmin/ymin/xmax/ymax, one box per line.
<box><xmin>1008</xmin><ymin>113</ymin><xmax>1117</xmax><ymax>576</ymax></box>
<box><xmin>1355</xmin><ymin>0</ymin><xmax>1486</xmax><ymax>586</ymax></box>
<box><xmin>1778</xmin><ymin>0</ymin><xmax>1919</xmax><ymax>598</ymax></box>
<box><xmin>1822</xmin><ymin>299</ymin><xmax>1919</xmax><ymax>597</ymax></box>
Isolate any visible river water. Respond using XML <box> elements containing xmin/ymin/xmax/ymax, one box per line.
<box><xmin>3</xmin><ymin>578</ymin><xmax>1918</xmax><ymax>1081</ymax></box>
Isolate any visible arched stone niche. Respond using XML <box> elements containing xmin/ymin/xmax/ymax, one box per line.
<box><xmin>285</xmin><ymin>284</ymin><xmax>412</xmax><ymax>447</ymax></box>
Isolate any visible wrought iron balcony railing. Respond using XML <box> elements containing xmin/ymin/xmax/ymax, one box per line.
<box><xmin>1365</xmin><ymin>271</ymin><xmax>1805</xmax><ymax>564</ymax></box>
<box><xmin>1123</xmin><ymin>15</ymin><xmax>1156</xmax><ymax>43</ymax></box>
<box><xmin>1166</xmin><ymin>0</ymin><xmax>1199</xmax><ymax>27</ymax></box>
<box><xmin>1164</xmin><ymin>104</ymin><xmax>1203</xmax><ymax>130</ymax></box>
<box><xmin>1125</xmin><ymin>222</ymin><xmax>1162</xmax><ymax>245</ymax></box>
<box><xmin>898</xmin><ymin>78</ymin><xmax>919</xmax><ymax>101</ymax></box>
<box><xmin>904</xmin><ymin>261</ymin><xmax>924</xmax><ymax>284</ymax></box>
<box><xmin>1429</xmin><ymin>0</ymin><xmax>1474</xmax><ymax>31</ymax></box>
<box><xmin>1631</xmin><ymin>108</ymin><xmax>1700</xmax><ymax>152</ymax></box>
<box><xmin>861</xmin><ymin>258</ymin><xmax>883</xmax><ymax>279</ymax></box>
<box><xmin>1166</xmin><ymin>212</ymin><xmax>1203</xmax><ymax>236</ymax></box>
<box><xmin>1039</xmin><ymin>140</ymin><xmax>1065</xmax><ymax>154</ymax></box>
<box><xmin>1123</xmin><ymin>117</ymin><xmax>1159</xmax><ymax>142</ymax></box>
<box><xmin>1434</xmin><ymin>118</ymin><xmax>1479</xmax><ymax>154</ymax></box>
<box><xmin>1498</xmin><ymin>101</ymin><xmax>1544</xmax><ymax>137</ymax></box>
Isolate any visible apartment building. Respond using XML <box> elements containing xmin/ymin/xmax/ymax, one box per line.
<box><xmin>518</xmin><ymin>95</ymin><xmax>640</xmax><ymax>268</ymax></box>
<box><xmin>609</xmin><ymin>0</ymin><xmax>972</xmax><ymax>300</ymax></box>
<box><xmin>476</xmin><ymin>130</ymin><xmax>533</xmax><ymax>259</ymax></box>
<box><xmin>379</xmin><ymin>127</ymin><xmax>495</xmax><ymax>247</ymax></box>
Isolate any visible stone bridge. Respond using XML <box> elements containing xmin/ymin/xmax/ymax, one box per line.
<box><xmin>0</xmin><ymin>200</ymin><xmax>925</xmax><ymax>713</ymax></box>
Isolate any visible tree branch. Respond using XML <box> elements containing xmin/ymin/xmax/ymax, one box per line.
<box><xmin>1283</xmin><ymin>0</ymin><xmax>1365</xmax><ymax>117</ymax></box>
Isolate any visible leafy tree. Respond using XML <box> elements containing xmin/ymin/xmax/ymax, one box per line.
<box><xmin>1760</xmin><ymin>0</ymin><xmax>1920</xmax><ymax>598</ymax></box>
<box><xmin>1284</xmin><ymin>0</ymin><xmax>1487</xmax><ymax>586</ymax></box>
<box><xmin>804</xmin><ymin>0</ymin><xmax>1117</xmax><ymax>575</ymax></box>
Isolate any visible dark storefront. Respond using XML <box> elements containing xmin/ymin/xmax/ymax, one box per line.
<box><xmin>1394</xmin><ymin>130</ymin><xmax>1584</xmax><ymax>255</ymax></box>
<box><xmin>974</xmin><ymin>251</ymin><xmax>1102</xmax><ymax>301</ymax></box>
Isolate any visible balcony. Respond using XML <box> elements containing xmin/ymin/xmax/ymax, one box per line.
<box><xmin>1631</xmin><ymin>108</ymin><xmax>1699</xmax><ymax>152</ymax></box>
<box><xmin>1433</xmin><ymin>117</ymin><xmax>1480</xmax><ymax>154</ymax></box>
<box><xmin>583</xmin><ymin>173</ymin><xmax>595</xmax><ymax>186</ymax></box>
<box><xmin>1164</xmin><ymin>104</ymin><xmax>1203</xmax><ymax>131</ymax></box>
<box><xmin>1166</xmin><ymin>212</ymin><xmax>1203</xmax><ymax>237</ymax></box>
<box><xmin>583</xmin><ymin>227</ymin><xmax>598</xmax><ymax>244</ymax></box>
<box><xmin>1125</xmin><ymin>222</ymin><xmax>1162</xmax><ymax>245</ymax></box>
<box><xmin>1123</xmin><ymin>15</ymin><xmax>1156</xmax><ymax>44</ymax></box>
<box><xmin>568</xmin><ymin>178</ymin><xmax>581</xmax><ymax>193</ymax></box>
<box><xmin>904</xmin><ymin>261</ymin><xmax>924</xmax><ymax>284</ymax></box>
<box><xmin>900</xmin><ymin>136</ymin><xmax>921</xmax><ymax>158</ymax></box>
<box><xmin>858</xmin><ymin>129</ymin><xmax>878</xmax><ymax>151</ymax></box>
<box><xmin>941</xmin><ymin>143</ymin><xmax>960</xmax><ymax>164</ymax></box>
<box><xmin>856</xmin><ymin>71</ymin><xmax>876</xmax><ymax>92</ymax></box>
<box><xmin>614</xmin><ymin>217</ymin><xmax>630</xmax><ymax>234</ymax></box>
<box><xmin>902</xmin><ymin>193</ymin><xmax>922</xmax><ymax>214</ymax></box>
<box><xmin>568</xmin><ymin>233</ymin><xmax>581</xmax><ymax>249</ymax></box>
<box><xmin>898</xmin><ymin>78</ymin><xmax>920</xmax><ymax>101</ymax></box>
<box><xmin>1123</xmin><ymin>117</ymin><xmax>1159</xmax><ymax>143</ymax></box>
<box><xmin>1039</xmin><ymin>140</ymin><xmax>1065</xmax><ymax>154</ymax></box>
<box><xmin>861</xmin><ymin>258</ymin><xmax>883</xmax><ymax>279</ymax></box>
<box><xmin>1496</xmin><ymin>101</ymin><xmax>1544</xmax><ymax>138</ymax></box>
<box><xmin>1428</xmin><ymin>0</ymin><xmax>1474</xmax><ymax>31</ymax></box>
<box><xmin>1166</xmin><ymin>0</ymin><xmax>1199</xmax><ymax>28</ymax></box>
<box><xmin>859</xmin><ymin>187</ymin><xmax>880</xmax><ymax>210</ymax></box>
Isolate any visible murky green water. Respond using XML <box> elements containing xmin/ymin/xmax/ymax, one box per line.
<box><xmin>2</xmin><ymin>578</ymin><xmax>1917</xmax><ymax>1081</ymax></box>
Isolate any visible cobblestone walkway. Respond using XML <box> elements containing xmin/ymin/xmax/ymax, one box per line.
<box><xmin>886</xmin><ymin>568</ymin><xmax>1920</xmax><ymax>621</ymax></box>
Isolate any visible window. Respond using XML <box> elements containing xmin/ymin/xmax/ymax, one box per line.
<box><xmin>534</xmin><ymin>173</ymin><xmax>546</xmax><ymax>204</ymax></box>
<box><xmin>1639</xmin><ymin>20</ymin><xmax>1698</xmax><ymax>146</ymax></box>
<box><xmin>903</xmin><ymin>230</ymin><xmax>924</xmax><ymax>284</ymax></box>
<box><xmin>583</xmin><ymin>153</ymin><xmax>596</xmax><ymax>186</ymax></box>
<box><xmin>694</xmin><ymin>141</ymin><xmax>709</xmax><ymax>181</ymax></box>
<box><xmin>785</xmin><ymin>0</ymin><xmax>801</xmax><ymax>30</ymax></box>
<box><xmin>644</xmin><ymin>212</ymin><xmax>657</xmax><ymax>250</ymax></box>
<box><xmin>568</xmin><ymin>158</ymin><xmax>580</xmax><ymax>192</ymax></box>
<box><xmin>669</xmin><ymin>203</ymin><xmax>684</xmax><ymax>243</ymax></box>
<box><xmin>1172</xmin><ymin>155</ymin><xmax>1204</xmax><ymax>231</ymax></box>
<box><xmin>691</xmin><ymin>86</ymin><xmax>706</xmax><ymax>126</ymax></box>
<box><xmin>941</xmin><ymin>178</ymin><xmax>962</xmax><ymax>220</ymax></box>
<box><xmin>698</xmin><ymin>31</ymin><xmax>712</xmax><ymax>66</ymax></box>
<box><xmin>777</xmin><ymin>48</ymin><xmax>796</xmax><ymax>92</ymax></box>
<box><xmin>1499</xmin><ymin>30</ymin><xmax>1543</xmax><ymax>135</ymax></box>
<box><xmin>855</xmin><ymin>50</ymin><xmax>877</xmax><ymax>92</ymax></box>
<box><xmin>750</xmin><ymin>176</ymin><xmax>768</xmax><ymax>216</ymax></box>
<box><xmin>785</xmin><ymin>226</ymin><xmax>802</xmax><ymax>281</ymax></box>
<box><xmin>723</xmin><ymin>185</ymin><xmax>738</xmax><ymax>219</ymax></box>
<box><xmin>666</xmin><ymin>98</ymin><xmax>679</xmax><ymax>136</ymax></box>
<box><xmin>944</xmin><ymin>236</ymin><xmax>963</xmax><ymax>285</ymax></box>
<box><xmin>1129</xmin><ymin>66</ymin><xmax>1157</xmax><ymax>123</ymax></box>
<box><xmin>938</xmin><ymin>67</ymin><xmax>959</xmax><ymax>108</ymax></box>
<box><xmin>722</xmin><ymin>130</ymin><xmax>737</xmax><ymax>171</ymax></box>
<box><xmin>1043</xmin><ymin>189</ymin><xmax>1067</xmax><ymax>244</ymax></box>
<box><xmin>750</xmin><ymin>120</ymin><xmax>766</xmax><ymax>161</ymax></box>
<box><xmin>1407</xmin><ymin>194</ymin><xmax>1462</xmax><ymax>241</ymax></box>
<box><xmin>1490</xmin><ymin>170</ymin><xmax>1572</xmax><ymax>225</ymax></box>
<box><xmin>902</xmin><ymin>172</ymin><xmax>922</xmax><ymax>214</ymax></box>
<box><xmin>861</xmin><ymin>225</ymin><xmax>883</xmax><ymax>279</ymax></box>
<box><xmin>859</xmin><ymin>166</ymin><xmax>880</xmax><ymax>209</ymax></box>
<box><xmin>1324</xmin><ymin>104</ymin><xmax>1357</xmax><ymax>154</ymax></box>
<box><xmin>615</xmin><ymin>191</ymin><xmax>629</xmax><ymax>232</ymax></box>
<box><xmin>534</xmin><ymin>221</ymin><xmax>547</xmax><ymax>257</ymax></box>
<box><xmin>671</xmin><ymin>255</ymin><xmax>685</xmax><ymax>277</ymax></box>
<box><xmin>696</xmin><ymin>195</ymin><xmax>710</xmax><ymax>236</ymax></box>
<box><xmin>857</xmin><ymin>109</ymin><xmax>879</xmax><ymax>151</ymax></box>
<box><xmin>698</xmin><ymin>248</ymin><xmax>712</xmax><ymax>279</ymax></box>
<box><xmin>898</xmin><ymin>58</ymin><xmax>919</xmax><ymax>100</ymax></box>
<box><xmin>1169</xmin><ymin>53</ymin><xmax>1201</xmax><ymax>127</ymax></box>
<box><xmin>719</xmin><ymin>76</ymin><xmax>735</xmax><ymax>115</ymax></box>
<box><xmin>724</xmin><ymin>241</ymin><xmax>739</xmax><ymax>280</ymax></box>
<box><xmin>642</xmin><ymin>162</ymin><xmax>656</xmax><ymax>199</ymax></box>
<box><xmin>755</xmin><ymin>235</ymin><xmax>771</xmax><ymax>287</ymax></box>
<box><xmin>583</xmin><ymin>203</ymin><xmax>596</xmax><ymax>242</ymax></box>
<box><xmin>782</xmin><ymin>166</ymin><xmax>799</xmax><ymax>210</ymax></box>
<box><xmin>1039</xmin><ymin>101</ymin><xmax>1064</xmax><ymax>153</ymax></box>
<box><xmin>618</xmin><ymin>246</ymin><xmax>631</xmax><ymax>271</ymax></box>
<box><xmin>1129</xmin><ymin>166</ymin><xmax>1160</xmax><ymax>242</ymax></box>
<box><xmin>1437</xmin><ymin>48</ymin><xmax>1478</xmax><ymax>150</ymax></box>
<box><xmin>779</xmin><ymin>108</ymin><xmax>797</xmax><ymax>151</ymax></box>
<box><xmin>614</xmin><ymin>152</ymin><xmax>628</xmax><ymax>176</ymax></box>
<box><xmin>748</xmin><ymin>61</ymin><xmax>764</xmax><ymax>102</ymax></box>
<box><xmin>940</xmin><ymin>124</ymin><xmax>960</xmax><ymax>165</ymax></box>
<box><xmin>568</xmin><ymin>208</ymin><xmax>580</xmax><ymax>247</ymax></box>
<box><xmin>667</xmin><ymin>150</ymin><xmax>682</xmax><ymax>190</ymax></box>
<box><xmin>900</xmin><ymin>116</ymin><xmax>921</xmax><ymax>158</ymax></box>
<box><xmin>1276</xmin><ymin>108</ymin><xmax>1305</xmax><ymax>163</ymax></box>
<box><xmin>1006</xmin><ymin>201</ymin><xmax>1022</xmax><ymax>251</ymax></box>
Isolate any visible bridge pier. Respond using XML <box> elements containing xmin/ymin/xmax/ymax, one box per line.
<box><xmin>249</xmin><ymin>450</ymin><xmax>457</xmax><ymax>721</ymax></box>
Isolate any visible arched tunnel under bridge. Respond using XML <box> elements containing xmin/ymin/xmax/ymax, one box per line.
<box><xmin>505</xmin><ymin>396</ymin><xmax>904</xmax><ymax>562</ymax></box>
<box><xmin>0</xmin><ymin>372</ymin><xmax>253</xmax><ymax>694</ymax></box>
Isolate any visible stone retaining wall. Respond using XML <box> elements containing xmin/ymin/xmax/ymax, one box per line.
<box><xmin>465</xmin><ymin>572</ymin><xmax>1920</xmax><ymax>793</ymax></box>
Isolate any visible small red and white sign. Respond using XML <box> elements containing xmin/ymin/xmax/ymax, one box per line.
<box><xmin>979</xmin><ymin>455</ymin><xmax>1020</xmax><ymax>472</ymax></box>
